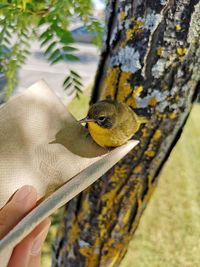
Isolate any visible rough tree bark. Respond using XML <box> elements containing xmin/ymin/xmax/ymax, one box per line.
<box><xmin>53</xmin><ymin>0</ymin><xmax>200</xmax><ymax>266</ymax></box>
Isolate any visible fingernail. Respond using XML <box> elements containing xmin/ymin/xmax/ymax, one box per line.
<box><xmin>31</xmin><ymin>224</ymin><xmax>50</xmax><ymax>255</ymax></box>
<box><xmin>13</xmin><ymin>185</ymin><xmax>37</xmax><ymax>210</ymax></box>
<box><xmin>13</xmin><ymin>186</ymin><xmax>33</xmax><ymax>202</ymax></box>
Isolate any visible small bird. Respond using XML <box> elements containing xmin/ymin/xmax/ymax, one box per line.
<box><xmin>79</xmin><ymin>99</ymin><xmax>147</xmax><ymax>148</ymax></box>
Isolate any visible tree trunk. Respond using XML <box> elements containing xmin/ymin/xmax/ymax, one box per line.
<box><xmin>52</xmin><ymin>0</ymin><xmax>200</xmax><ymax>266</ymax></box>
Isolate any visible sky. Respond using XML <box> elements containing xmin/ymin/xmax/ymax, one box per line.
<box><xmin>92</xmin><ymin>0</ymin><xmax>105</xmax><ymax>10</ymax></box>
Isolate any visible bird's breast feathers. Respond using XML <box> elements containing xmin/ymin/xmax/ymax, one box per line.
<box><xmin>87</xmin><ymin>121</ymin><xmax>134</xmax><ymax>147</ymax></box>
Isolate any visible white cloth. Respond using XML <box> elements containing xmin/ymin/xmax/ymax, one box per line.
<box><xmin>0</xmin><ymin>81</ymin><xmax>138</xmax><ymax>266</ymax></box>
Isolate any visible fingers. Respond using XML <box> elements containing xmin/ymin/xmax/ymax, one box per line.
<box><xmin>0</xmin><ymin>185</ymin><xmax>50</xmax><ymax>267</ymax></box>
<box><xmin>8</xmin><ymin>218</ymin><xmax>50</xmax><ymax>267</ymax></box>
<box><xmin>0</xmin><ymin>185</ymin><xmax>37</xmax><ymax>239</ymax></box>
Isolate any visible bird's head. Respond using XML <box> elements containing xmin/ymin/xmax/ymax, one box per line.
<box><xmin>79</xmin><ymin>100</ymin><xmax>117</xmax><ymax>129</ymax></box>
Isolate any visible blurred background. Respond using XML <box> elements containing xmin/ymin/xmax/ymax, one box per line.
<box><xmin>0</xmin><ymin>0</ymin><xmax>105</xmax><ymax>104</ymax></box>
<box><xmin>1</xmin><ymin>0</ymin><xmax>200</xmax><ymax>266</ymax></box>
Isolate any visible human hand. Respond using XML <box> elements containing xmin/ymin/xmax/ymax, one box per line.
<box><xmin>0</xmin><ymin>185</ymin><xmax>50</xmax><ymax>267</ymax></box>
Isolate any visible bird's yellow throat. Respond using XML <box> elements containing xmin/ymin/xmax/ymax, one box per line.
<box><xmin>88</xmin><ymin>121</ymin><xmax>112</xmax><ymax>147</ymax></box>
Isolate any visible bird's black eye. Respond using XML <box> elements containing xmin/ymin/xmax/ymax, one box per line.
<box><xmin>97</xmin><ymin>116</ymin><xmax>112</xmax><ymax>128</ymax></box>
<box><xmin>98</xmin><ymin>116</ymin><xmax>106</xmax><ymax>122</ymax></box>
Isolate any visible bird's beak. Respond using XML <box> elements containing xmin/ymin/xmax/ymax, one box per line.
<box><xmin>79</xmin><ymin>117</ymin><xmax>95</xmax><ymax>124</ymax></box>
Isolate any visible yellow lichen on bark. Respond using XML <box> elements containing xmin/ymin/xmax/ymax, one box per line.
<box><xmin>142</xmin><ymin>127</ymin><xmax>149</xmax><ymax>137</ymax></box>
<box><xmin>115</xmin><ymin>164</ymin><xmax>130</xmax><ymax>177</ymax></box>
<box><xmin>145</xmin><ymin>150</ymin><xmax>156</xmax><ymax>157</ymax></box>
<box><xmin>80</xmin><ymin>159</ymin><xmax>147</xmax><ymax>266</ymax></box>
<box><xmin>134</xmin><ymin>165</ymin><xmax>142</xmax><ymax>173</ymax></box>
<box><xmin>148</xmin><ymin>97</ymin><xmax>157</xmax><ymax>106</ymax></box>
<box><xmin>142</xmin><ymin>175</ymin><xmax>155</xmax><ymax>203</ymax></box>
<box><xmin>117</xmin><ymin>72</ymin><xmax>132</xmax><ymax>102</ymax></box>
<box><xmin>99</xmin><ymin>181</ymin><xmax>144</xmax><ymax>266</ymax></box>
<box><xmin>66</xmin><ymin>220</ymin><xmax>80</xmax><ymax>250</ymax></box>
<box><xmin>126</xmin><ymin>19</ymin><xmax>144</xmax><ymax>40</ymax></box>
<box><xmin>156</xmin><ymin>47</ymin><xmax>163</xmax><ymax>56</ymax></box>
<box><xmin>103</xmin><ymin>67</ymin><xmax>120</xmax><ymax>98</ymax></box>
<box><xmin>117</xmin><ymin>78</ymin><xmax>143</xmax><ymax>108</ymax></box>
<box><xmin>169</xmin><ymin>112</ymin><xmax>177</xmax><ymax>119</ymax></box>
<box><xmin>79</xmin><ymin>240</ymin><xmax>100</xmax><ymax>265</ymax></box>
<box><xmin>133</xmin><ymin>85</ymin><xmax>143</xmax><ymax>96</ymax></box>
<box><xmin>126</xmin><ymin>97</ymin><xmax>137</xmax><ymax>108</ymax></box>
<box><xmin>177</xmin><ymin>47</ymin><xmax>187</xmax><ymax>56</ymax></box>
<box><xmin>175</xmin><ymin>24</ymin><xmax>182</xmax><ymax>31</ymax></box>
<box><xmin>144</xmin><ymin>129</ymin><xmax>163</xmax><ymax>157</ymax></box>
<box><xmin>153</xmin><ymin>129</ymin><xmax>161</xmax><ymax>140</ymax></box>
<box><xmin>119</xmin><ymin>11</ymin><xmax>126</xmax><ymax>21</ymax></box>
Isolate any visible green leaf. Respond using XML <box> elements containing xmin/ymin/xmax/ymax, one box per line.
<box><xmin>0</xmin><ymin>0</ymin><xmax>100</xmax><ymax>98</ymax></box>
<box><xmin>51</xmin><ymin>24</ymin><xmax>63</xmax><ymax>38</ymax></box>
<box><xmin>23</xmin><ymin>49</ymin><xmax>30</xmax><ymax>55</ymax></box>
<box><xmin>63</xmin><ymin>76</ymin><xmax>71</xmax><ymax>86</ymax></box>
<box><xmin>4</xmin><ymin>37</ymin><xmax>10</xmax><ymax>45</ymax></box>
<box><xmin>21</xmin><ymin>39</ymin><xmax>30</xmax><ymax>47</ymax></box>
<box><xmin>64</xmin><ymin>54</ymin><xmax>79</xmax><ymax>61</ymax></box>
<box><xmin>73</xmin><ymin>78</ymin><xmax>83</xmax><ymax>87</ymax></box>
<box><xmin>38</xmin><ymin>17</ymin><xmax>46</xmax><ymax>26</ymax></box>
<box><xmin>70</xmin><ymin>70</ymin><xmax>81</xmax><ymax>78</ymax></box>
<box><xmin>5</xmin><ymin>29</ymin><xmax>11</xmax><ymax>38</ymax></box>
<box><xmin>64</xmin><ymin>82</ymin><xmax>73</xmax><ymax>90</ymax></box>
<box><xmin>76</xmin><ymin>93</ymin><xmax>81</xmax><ymax>99</ymax></box>
<box><xmin>41</xmin><ymin>34</ymin><xmax>53</xmax><ymax>46</ymax></box>
<box><xmin>60</xmin><ymin>31</ymin><xmax>74</xmax><ymax>44</ymax></box>
<box><xmin>48</xmin><ymin>49</ymin><xmax>60</xmax><ymax>61</ymax></box>
<box><xmin>0</xmin><ymin>3</ymin><xmax>9</xmax><ymax>9</ymax></box>
<box><xmin>40</xmin><ymin>30</ymin><xmax>51</xmax><ymax>40</ymax></box>
<box><xmin>51</xmin><ymin>55</ymin><xmax>62</xmax><ymax>64</ymax></box>
<box><xmin>51</xmin><ymin>24</ymin><xmax>74</xmax><ymax>44</ymax></box>
<box><xmin>45</xmin><ymin>41</ymin><xmax>57</xmax><ymax>55</ymax></box>
<box><xmin>63</xmin><ymin>46</ymin><xmax>78</xmax><ymax>52</ymax></box>
<box><xmin>74</xmin><ymin>85</ymin><xmax>83</xmax><ymax>92</ymax></box>
<box><xmin>21</xmin><ymin>31</ymin><xmax>29</xmax><ymax>39</ymax></box>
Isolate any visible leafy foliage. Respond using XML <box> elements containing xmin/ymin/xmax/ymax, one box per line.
<box><xmin>63</xmin><ymin>70</ymin><xmax>83</xmax><ymax>98</ymax></box>
<box><xmin>0</xmin><ymin>0</ymin><xmax>103</xmax><ymax>98</ymax></box>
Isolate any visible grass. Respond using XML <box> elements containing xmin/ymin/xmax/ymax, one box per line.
<box><xmin>67</xmin><ymin>85</ymin><xmax>91</xmax><ymax>120</ymax></box>
<box><xmin>121</xmin><ymin>104</ymin><xmax>200</xmax><ymax>267</ymax></box>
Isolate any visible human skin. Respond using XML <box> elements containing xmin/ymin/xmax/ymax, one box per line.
<box><xmin>0</xmin><ymin>185</ymin><xmax>50</xmax><ymax>267</ymax></box>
